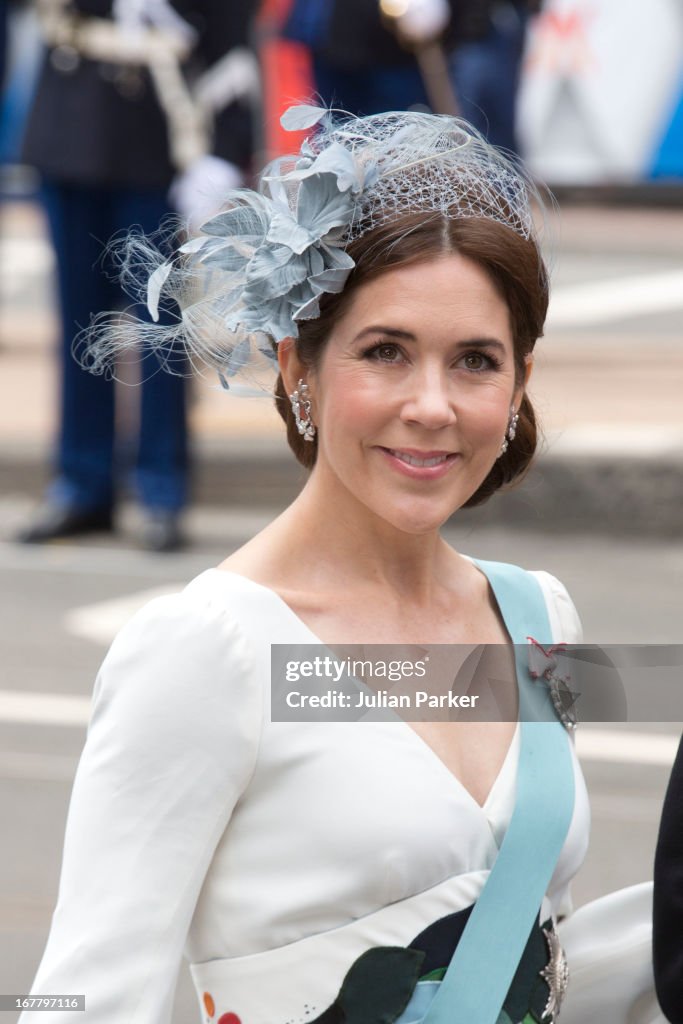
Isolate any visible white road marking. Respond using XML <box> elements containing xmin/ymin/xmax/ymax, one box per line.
<box><xmin>548</xmin><ymin>269</ymin><xmax>683</xmax><ymax>327</ymax></box>
<box><xmin>4</xmin><ymin>234</ymin><xmax>683</xmax><ymax>327</ymax></box>
<box><xmin>64</xmin><ymin>586</ymin><xmax>182</xmax><ymax>645</ymax></box>
<box><xmin>0</xmin><ymin>687</ymin><xmax>678</xmax><ymax>768</ymax></box>
<box><xmin>0</xmin><ymin>690</ymin><xmax>90</xmax><ymax>726</ymax></box>
<box><xmin>575</xmin><ymin>728</ymin><xmax>679</xmax><ymax>766</ymax></box>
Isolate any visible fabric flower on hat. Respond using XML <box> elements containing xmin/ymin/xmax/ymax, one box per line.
<box><xmin>146</xmin><ymin>105</ymin><xmax>378</xmax><ymax>347</ymax></box>
<box><xmin>75</xmin><ymin>101</ymin><xmax>539</xmax><ymax>393</ymax></box>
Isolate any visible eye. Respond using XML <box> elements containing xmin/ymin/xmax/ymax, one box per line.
<box><xmin>459</xmin><ymin>350</ymin><xmax>501</xmax><ymax>372</ymax></box>
<box><xmin>363</xmin><ymin>342</ymin><xmax>405</xmax><ymax>363</ymax></box>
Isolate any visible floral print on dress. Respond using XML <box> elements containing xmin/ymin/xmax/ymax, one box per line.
<box><xmin>306</xmin><ymin>905</ymin><xmax>558</xmax><ymax>1024</ymax></box>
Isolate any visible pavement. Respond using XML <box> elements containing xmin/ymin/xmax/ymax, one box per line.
<box><xmin>1</xmin><ymin>198</ymin><xmax>682</xmax><ymax>538</ymax></box>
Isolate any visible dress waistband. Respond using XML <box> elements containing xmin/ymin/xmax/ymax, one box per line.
<box><xmin>190</xmin><ymin>873</ymin><xmax>557</xmax><ymax>1024</ymax></box>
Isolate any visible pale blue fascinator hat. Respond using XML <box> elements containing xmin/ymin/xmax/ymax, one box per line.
<box><xmin>81</xmin><ymin>104</ymin><xmax>543</xmax><ymax>392</ymax></box>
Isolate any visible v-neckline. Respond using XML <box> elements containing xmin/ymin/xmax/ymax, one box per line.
<box><xmin>205</xmin><ymin>565</ymin><xmax>522</xmax><ymax>816</ymax></box>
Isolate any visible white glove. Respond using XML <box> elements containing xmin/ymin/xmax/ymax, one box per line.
<box><xmin>385</xmin><ymin>0</ymin><xmax>451</xmax><ymax>44</ymax></box>
<box><xmin>169</xmin><ymin>155</ymin><xmax>244</xmax><ymax>230</ymax></box>
<box><xmin>113</xmin><ymin>0</ymin><xmax>197</xmax><ymax>44</ymax></box>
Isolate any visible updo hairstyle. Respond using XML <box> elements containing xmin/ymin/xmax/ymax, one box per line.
<box><xmin>274</xmin><ymin>211</ymin><xmax>549</xmax><ymax>508</ymax></box>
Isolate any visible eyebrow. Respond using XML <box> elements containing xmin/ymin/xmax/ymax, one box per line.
<box><xmin>353</xmin><ymin>326</ymin><xmax>508</xmax><ymax>353</ymax></box>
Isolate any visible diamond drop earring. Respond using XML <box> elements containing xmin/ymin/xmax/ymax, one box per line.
<box><xmin>499</xmin><ymin>407</ymin><xmax>519</xmax><ymax>456</ymax></box>
<box><xmin>289</xmin><ymin>379</ymin><xmax>316</xmax><ymax>442</ymax></box>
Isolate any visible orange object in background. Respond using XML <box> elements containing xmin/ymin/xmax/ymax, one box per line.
<box><xmin>257</xmin><ymin>0</ymin><xmax>315</xmax><ymax>159</ymax></box>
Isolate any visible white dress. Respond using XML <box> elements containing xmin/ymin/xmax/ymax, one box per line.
<box><xmin>21</xmin><ymin>565</ymin><xmax>590</xmax><ymax>1024</ymax></box>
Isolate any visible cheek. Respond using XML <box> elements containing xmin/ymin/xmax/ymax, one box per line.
<box><xmin>314</xmin><ymin>369</ymin><xmax>389</xmax><ymax>434</ymax></box>
<box><xmin>458</xmin><ymin>386</ymin><xmax>512</xmax><ymax>439</ymax></box>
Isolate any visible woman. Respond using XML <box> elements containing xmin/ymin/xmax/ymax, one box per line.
<box><xmin>22</xmin><ymin>106</ymin><xmax>589</xmax><ymax>1024</ymax></box>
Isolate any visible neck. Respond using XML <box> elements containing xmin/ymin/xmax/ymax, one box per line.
<box><xmin>262</xmin><ymin>462</ymin><xmax>464</xmax><ymax>605</ymax></box>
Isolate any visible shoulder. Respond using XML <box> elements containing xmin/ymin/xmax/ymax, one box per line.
<box><xmin>526</xmin><ymin>570</ymin><xmax>583</xmax><ymax>645</ymax></box>
<box><xmin>465</xmin><ymin>556</ymin><xmax>583</xmax><ymax>644</ymax></box>
<box><xmin>91</xmin><ymin>570</ymin><xmax>265</xmax><ymax>748</ymax></box>
<box><xmin>102</xmin><ymin>570</ymin><xmax>254</xmax><ymax>675</ymax></box>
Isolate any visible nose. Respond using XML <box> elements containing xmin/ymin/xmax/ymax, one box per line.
<box><xmin>399</xmin><ymin>364</ymin><xmax>458</xmax><ymax>430</ymax></box>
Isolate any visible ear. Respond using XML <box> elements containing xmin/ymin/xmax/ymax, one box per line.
<box><xmin>513</xmin><ymin>354</ymin><xmax>533</xmax><ymax>412</ymax></box>
<box><xmin>277</xmin><ymin>337</ymin><xmax>309</xmax><ymax>398</ymax></box>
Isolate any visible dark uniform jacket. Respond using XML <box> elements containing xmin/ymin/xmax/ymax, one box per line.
<box><xmin>285</xmin><ymin>0</ymin><xmax>497</xmax><ymax>71</ymax></box>
<box><xmin>22</xmin><ymin>0</ymin><xmax>256</xmax><ymax>189</ymax></box>
<box><xmin>285</xmin><ymin>0</ymin><xmax>545</xmax><ymax>71</ymax></box>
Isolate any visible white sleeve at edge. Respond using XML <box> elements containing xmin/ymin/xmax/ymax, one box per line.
<box><xmin>528</xmin><ymin>571</ymin><xmax>584</xmax><ymax>645</ymax></box>
<box><xmin>530</xmin><ymin>571</ymin><xmax>588</xmax><ymax>918</ymax></box>
<box><xmin>20</xmin><ymin>590</ymin><xmax>262</xmax><ymax>1024</ymax></box>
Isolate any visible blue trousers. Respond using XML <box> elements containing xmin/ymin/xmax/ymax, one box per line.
<box><xmin>450</xmin><ymin>3</ymin><xmax>529</xmax><ymax>153</ymax></box>
<box><xmin>43</xmin><ymin>182</ymin><xmax>188</xmax><ymax>512</ymax></box>
<box><xmin>312</xmin><ymin>59</ymin><xmax>429</xmax><ymax>116</ymax></box>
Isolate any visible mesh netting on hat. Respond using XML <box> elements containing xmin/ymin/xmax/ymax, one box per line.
<box><xmin>79</xmin><ymin>106</ymin><xmax>546</xmax><ymax>391</ymax></box>
<box><xmin>266</xmin><ymin>110</ymin><xmax>536</xmax><ymax>243</ymax></box>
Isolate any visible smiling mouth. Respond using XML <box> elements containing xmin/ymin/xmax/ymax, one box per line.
<box><xmin>383</xmin><ymin>448</ymin><xmax>457</xmax><ymax>468</ymax></box>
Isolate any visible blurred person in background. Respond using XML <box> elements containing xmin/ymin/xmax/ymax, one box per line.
<box><xmin>281</xmin><ymin>0</ymin><xmax>538</xmax><ymax>151</ymax></box>
<box><xmin>449</xmin><ymin>0</ymin><xmax>543</xmax><ymax>153</ymax></box>
<box><xmin>17</xmin><ymin>0</ymin><xmax>258</xmax><ymax>551</ymax></box>
<box><xmin>0</xmin><ymin>0</ymin><xmax>7</xmax><ymax>89</ymax></box>
<box><xmin>0</xmin><ymin>0</ymin><xmax>40</xmax><ymax>170</ymax></box>
<box><xmin>282</xmin><ymin>0</ymin><xmax>488</xmax><ymax>116</ymax></box>
<box><xmin>653</xmin><ymin>734</ymin><xmax>683</xmax><ymax>1024</ymax></box>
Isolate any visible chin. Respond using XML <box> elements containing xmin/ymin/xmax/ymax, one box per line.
<box><xmin>377</xmin><ymin>497</ymin><xmax>466</xmax><ymax>536</ymax></box>
<box><xmin>375</xmin><ymin>461</ymin><xmax>494</xmax><ymax>532</ymax></box>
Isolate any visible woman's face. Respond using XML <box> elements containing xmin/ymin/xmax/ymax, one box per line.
<box><xmin>300</xmin><ymin>254</ymin><xmax>529</xmax><ymax>535</ymax></box>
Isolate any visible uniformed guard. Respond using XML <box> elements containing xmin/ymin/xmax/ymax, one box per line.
<box><xmin>19</xmin><ymin>0</ymin><xmax>259</xmax><ymax>550</ymax></box>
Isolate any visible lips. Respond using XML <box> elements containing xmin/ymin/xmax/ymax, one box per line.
<box><xmin>384</xmin><ymin>448</ymin><xmax>456</xmax><ymax>468</ymax></box>
<box><xmin>377</xmin><ymin>446</ymin><xmax>461</xmax><ymax>479</ymax></box>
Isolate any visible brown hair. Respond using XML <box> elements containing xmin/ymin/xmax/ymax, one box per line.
<box><xmin>274</xmin><ymin>212</ymin><xmax>549</xmax><ymax>507</ymax></box>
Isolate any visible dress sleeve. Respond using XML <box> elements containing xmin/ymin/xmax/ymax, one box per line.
<box><xmin>20</xmin><ymin>589</ymin><xmax>262</xmax><ymax>1024</ymax></box>
<box><xmin>529</xmin><ymin>570</ymin><xmax>584</xmax><ymax>644</ymax></box>
<box><xmin>529</xmin><ymin>571</ymin><xmax>590</xmax><ymax>919</ymax></box>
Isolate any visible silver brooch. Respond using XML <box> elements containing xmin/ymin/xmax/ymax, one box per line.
<box><xmin>540</xmin><ymin>918</ymin><xmax>570</xmax><ymax>1021</ymax></box>
<box><xmin>527</xmin><ymin>638</ymin><xmax>580</xmax><ymax>731</ymax></box>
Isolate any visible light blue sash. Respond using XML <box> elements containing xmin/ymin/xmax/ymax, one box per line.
<box><xmin>418</xmin><ymin>560</ymin><xmax>576</xmax><ymax>1024</ymax></box>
